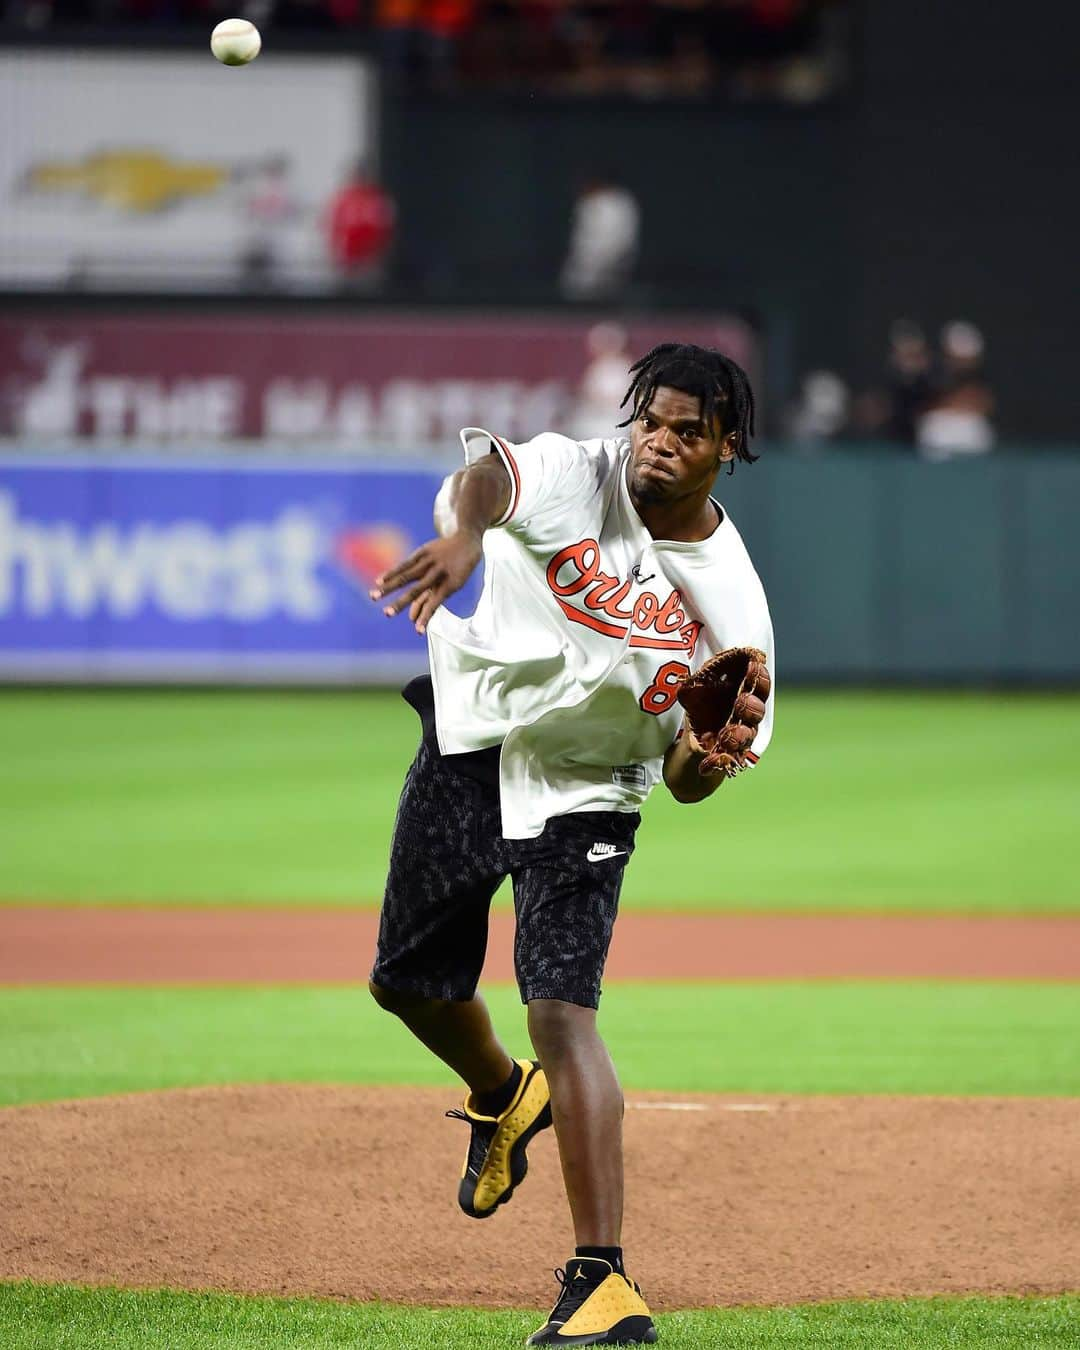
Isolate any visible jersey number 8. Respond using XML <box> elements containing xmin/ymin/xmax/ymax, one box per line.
<box><xmin>638</xmin><ymin>661</ymin><xmax>690</xmax><ymax>716</ymax></box>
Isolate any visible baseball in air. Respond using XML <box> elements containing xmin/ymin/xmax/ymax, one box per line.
<box><xmin>211</xmin><ymin>18</ymin><xmax>262</xmax><ymax>66</ymax></box>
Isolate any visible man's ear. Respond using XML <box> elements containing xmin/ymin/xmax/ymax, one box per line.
<box><xmin>717</xmin><ymin>430</ymin><xmax>738</xmax><ymax>464</ymax></box>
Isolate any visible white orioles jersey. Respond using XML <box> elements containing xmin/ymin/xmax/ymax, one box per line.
<box><xmin>426</xmin><ymin>427</ymin><xmax>775</xmax><ymax>840</ymax></box>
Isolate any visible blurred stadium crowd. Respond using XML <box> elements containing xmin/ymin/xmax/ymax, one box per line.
<box><xmin>787</xmin><ymin>320</ymin><xmax>998</xmax><ymax>459</ymax></box>
<box><xmin>1</xmin><ymin>0</ymin><xmax>1069</xmax><ymax>449</ymax></box>
<box><xmin>2</xmin><ymin>0</ymin><xmax>851</xmax><ymax>97</ymax></box>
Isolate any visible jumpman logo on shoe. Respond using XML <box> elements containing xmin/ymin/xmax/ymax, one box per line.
<box><xmin>586</xmin><ymin>843</ymin><xmax>627</xmax><ymax>863</ymax></box>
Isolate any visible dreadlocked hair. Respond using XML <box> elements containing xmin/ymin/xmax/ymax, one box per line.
<box><xmin>618</xmin><ymin>342</ymin><xmax>758</xmax><ymax>472</ymax></box>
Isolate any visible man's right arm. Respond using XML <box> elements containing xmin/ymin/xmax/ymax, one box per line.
<box><xmin>369</xmin><ymin>452</ymin><xmax>510</xmax><ymax>634</ymax></box>
<box><xmin>432</xmin><ymin>451</ymin><xmax>511</xmax><ymax>540</ymax></box>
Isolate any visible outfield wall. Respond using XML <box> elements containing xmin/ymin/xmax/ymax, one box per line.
<box><xmin>1</xmin><ymin>448</ymin><xmax>1077</xmax><ymax>684</ymax></box>
<box><xmin>715</xmin><ymin>449</ymin><xmax>1080</xmax><ymax>684</ymax></box>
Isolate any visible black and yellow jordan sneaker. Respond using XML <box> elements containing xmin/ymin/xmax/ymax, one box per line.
<box><xmin>446</xmin><ymin>1058</ymin><xmax>553</xmax><ymax>1219</ymax></box>
<box><xmin>527</xmin><ymin>1257</ymin><xmax>657</xmax><ymax>1345</ymax></box>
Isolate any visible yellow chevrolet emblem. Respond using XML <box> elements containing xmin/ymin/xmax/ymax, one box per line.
<box><xmin>26</xmin><ymin>150</ymin><xmax>228</xmax><ymax>213</ymax></box>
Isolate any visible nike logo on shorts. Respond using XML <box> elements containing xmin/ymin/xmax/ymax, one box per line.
<box><xmin>586</xmin><ymin>843</ymin><xmax>627</xmax><ymax>863</ymax></box>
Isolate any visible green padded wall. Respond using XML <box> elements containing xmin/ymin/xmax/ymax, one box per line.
<box><xmin>715</xmin><ymin>451</ymin><xmax>1080</xmax><ymax>683</ymax></box>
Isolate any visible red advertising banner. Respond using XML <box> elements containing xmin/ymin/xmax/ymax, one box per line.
<box><xmin>0</xmin><ymin>312</ymin><xmax>757</xmax><ymax>454</ymax></box>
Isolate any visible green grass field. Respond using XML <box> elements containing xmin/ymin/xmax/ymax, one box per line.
<box><xmin>3</xmin><ymin>981</ymin><xmax>1079</xmax><ymax>1107</ymax></box>
<box><xmin>2</xmin><ymin>1283</ymin><xmax>1077</xmax><ymax>1350</ymax></box>
<box><xmin>2</xmin><ymin>689</ymin><xmax>1078</xmax><ymax>911</ymax></box>
<box><xmin>3</xmin><ymin>689</ymin><xmax>1078</xmax><ymax>1347</ymax></box>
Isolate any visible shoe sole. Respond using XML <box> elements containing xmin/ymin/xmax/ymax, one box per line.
<box><xmin>526</xmin><ymin>1315</ymin><xmax>658</xmax><ymax>1345</ymax></box>
<box><xmin>459</xmin><ymin>1096</ymin><xmax>554</xmax><ymax>1219</ymax></box>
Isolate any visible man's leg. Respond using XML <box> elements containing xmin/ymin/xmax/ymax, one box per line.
<box><xmin>370</xmin><ymin>739</ymin><xmax>512</xmax><ymax>1094</ymax></box>
<box><xmin>511</xmin><ymin>812</ymin><xmax>639</xmax><ymax>1245</ymax></box>
<box><xmin>370</xmin><ymin>741</ymin><xmax>553</xmax><ymax>1219</ymax></box>
<box><xmin>526</xmin><ymin>997</ymin><xmax>623</xmax><ymax>1245</ymax></box>
<box><xmin>523</xmin><ymin>999</ymin><xmax>655</xmax><ymax>1347</ymax></box>
<box><xmin>513</xmin><ymin>814</ymin><xmax>656</xmax><ymax>1345</ymax></box>
<box><xmin>368</xmin><ymin>981</ymin><xmax>514</xmax><ymax>1096</ymax></box>
<box><xmin>371</xmin><ymin>979</ymin><xmax>553</xmax><ymax>1219</ymax></box>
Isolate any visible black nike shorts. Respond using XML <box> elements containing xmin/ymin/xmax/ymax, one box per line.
<box><xmin>371</xmin><ymin>739</ymin><xmax>639</xmax><ymax>1009</ymax></box>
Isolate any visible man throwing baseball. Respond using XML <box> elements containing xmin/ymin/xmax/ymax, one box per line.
<box><xmin>368</xmin><ymin>343</ymin><xmax>774</xmax><ymax>1346</ymax></box>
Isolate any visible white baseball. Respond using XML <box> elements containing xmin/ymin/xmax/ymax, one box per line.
<box><xmin>211</xmin><ymin>18</ymin><xmax>262</xmax><ymax>66</ymax></box>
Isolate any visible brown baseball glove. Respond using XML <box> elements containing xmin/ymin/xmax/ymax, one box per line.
<box><xmin>676</xmin><ymin>646</ymin><xmax>772</xmax><ymax>778</ymax></box>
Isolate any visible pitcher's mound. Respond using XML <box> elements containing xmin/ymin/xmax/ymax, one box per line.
<box><xmin>1</xmin><ymin>1084</ymin><xmax>1076</xmax><ymax>1309</ymax></box>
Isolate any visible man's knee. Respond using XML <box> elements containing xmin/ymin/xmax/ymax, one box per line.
<box><xmin>368</xmin><ymin>978</ymin><xmax>435</xmax><ymax>1017</ymax></box>
<box><xmin>527</xmin><ymin>996</ymin><xmax>597</xmax><ymax>1054</ymax></box>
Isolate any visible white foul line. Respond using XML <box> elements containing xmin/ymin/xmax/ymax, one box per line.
<box><xmin>628</xmin><ymin>1101</ymin><xmax>707</xmax><ymax>1111</ymax></box>
<box><xmin>628</xmin><ymin>1101</ymin><xmax>783</xmax><ymax>1113</ymax></box>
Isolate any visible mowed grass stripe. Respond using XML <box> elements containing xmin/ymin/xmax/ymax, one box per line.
<box><xmin>2</xmin><ymin>981</ymin><xmax>1078</xmax><ymax>1107</ymax></box>
<box><xmin>1</xmin><ymin>1283</ymin><xmax>1078</xmax><ymax>1349</ymax></box>
<box><xmin>1</xmin><ymin>689</ymin><xmax>1078</xmax><ymax>912</ymax></box>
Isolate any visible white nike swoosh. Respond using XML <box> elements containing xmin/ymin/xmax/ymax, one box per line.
<box><xmin>586</xmin><ymin>847</ymin><xmax>628</xmax><ymax>863</ymax></box>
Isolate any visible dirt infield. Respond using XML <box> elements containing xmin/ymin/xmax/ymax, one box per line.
<box><xmin>4</xmin><ymin>907</ymin><xmax>1080</xmax><ymax>983</ymax></box>
<box><xmin>2</xmin><ymin>1083</ymin><xmax>1077</xmax><ymax>1309</ymax></box>
<box><xmin>5</xmin><ymin>910</ymin><xmax>1077</xmax><ymax>1311</ymax></box>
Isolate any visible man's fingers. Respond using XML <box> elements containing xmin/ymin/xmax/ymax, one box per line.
<box><xmin>370</xmin><ymin>550</ymin><xmax>429</xmax><ymax>600</ymax></box>
<box><xmin>383</xmin><ymin>572</ymin><xmax>440</xmax><ymax>617</ymax></box>
<box><xmin>691</xmin><ymin>727</ymin><xmax>719</xmax><ymax>754</ymax></box>
<box><xmin>414</xmin><ymin>583</ymin><xmax>452</xmax><ymax>634</ymax></box>
<box><xmin>370</xmin><ymin>534</ymin><xmax>478</xmax><ymax>629</ymax></box>
<box><xmin>408</xmin><ymin>588</ymin><xmax>432</xmax><ymax>624</ymax></box>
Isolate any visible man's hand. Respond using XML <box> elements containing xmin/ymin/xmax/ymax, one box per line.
<box><xmin>683</xmin><ymin>721</ymin><xmax>734</xmax><ymax>765</ymax></box>
<box><xmin>663</xmin><ymin>720</ymin><xmax>729</xmax><ymax>803</ymax></box>
<box><xmin>664</xmin><ymin>647</ymin><xmax>770</xmax><ymax>802</ymax></box>
<box><xmin>370</xmin><ymin>530</ymin><xmax>484</xmax><ymax>635</ymax></box>
<box><xmin>370</xmin><ymin>449</ymin><xmax>509</xmax><ymax>633</ymax></box>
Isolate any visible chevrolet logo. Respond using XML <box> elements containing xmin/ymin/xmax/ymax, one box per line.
<box><xmin>25</xmin><ymin>150</ymin><xmax>229</xmax><ymax>213</ymax></box>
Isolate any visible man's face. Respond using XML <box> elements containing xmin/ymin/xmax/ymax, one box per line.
<box><xmin>627</xmin><ymin>385</ymin><xmax>736</xmax><ymax>506</ymax></box>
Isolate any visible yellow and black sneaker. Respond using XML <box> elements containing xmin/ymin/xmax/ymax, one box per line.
<box><xmin>527</xmin><ymin>1257</ymin><xmax>657</xmax><ymax>1345</ymax></box>
<box><xmin>446</xmin><ymin>1058</ymin><xmax>553</xmax><ymax>1219</ymax></box>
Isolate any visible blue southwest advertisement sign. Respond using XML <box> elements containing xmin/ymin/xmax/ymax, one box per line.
<box><xmin>0</xmin><ymin>454</ymin><xmax>478</xmax><ymax>681</ymax></box>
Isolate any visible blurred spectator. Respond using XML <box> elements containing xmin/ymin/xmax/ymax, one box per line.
<box><xmin>882</xmin><ymin>318</ymin><xmax>934</xmax><ymax>444</ymax></box>
<box><xmin>238</xmin><ymin>155</ymin><xmax>298</xmax><ymax>288</ymax></box>
<box><xmin>572</xmin><ymin>321</ymin><xmax>632</xmax><ymax>439</ymax></box>
<box><xmin>324</xmin><ymin>161</ymin><xmax>396</xmax><ymax>289</ymax></box>
<box><xmin>853</xmin><ymin>319</ymin><xmax>934</xmax><ymax>446</ymax></box>
<box><xmin>917</xmin><ymin>321</ymin><xmax>995</xmax><ymax>459</ymax></box>
<box><xmin>560</xmin><ymin>175</ymin><xmax>640</xmax><ymax>301</ymax></box>
<box><xmin>423</xmin><ymin>0</ymin><xmax>477</xmax><ymax>85</ymax></box>
<box><xmin>374</xmin><ymin>0</ymin><xmax>478</xmax><ymax>87</ymax></box>
<box><xmin>373</xmin><ymin>0</ymin><xmax>422</xmax><ymax>81</ymax></box>
<box><xmin>785</xmin><ymin>368</ymin><xmax>850</xmax><ymax>446</ymax></box>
